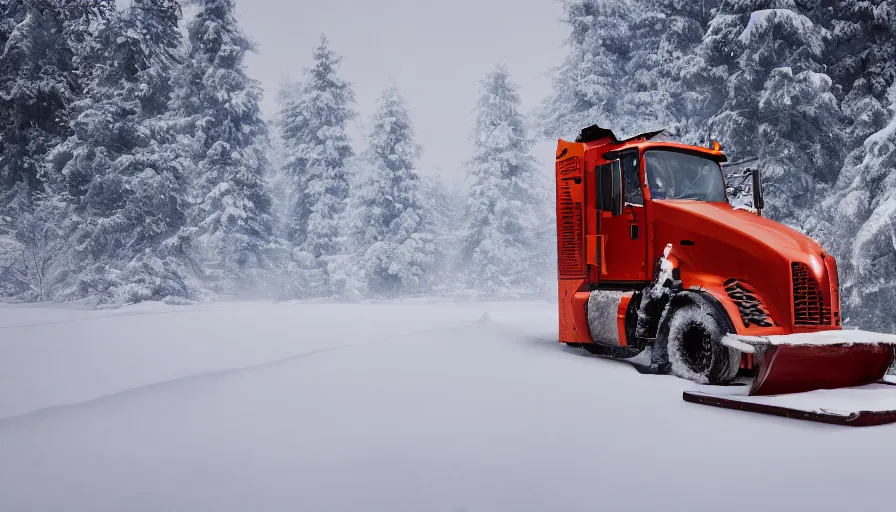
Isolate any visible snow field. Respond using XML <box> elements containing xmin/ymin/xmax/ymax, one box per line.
<box><xmin>2</xmin><ymin>300</ymin><xmax>896</xmax><ymax>511</ymax></box>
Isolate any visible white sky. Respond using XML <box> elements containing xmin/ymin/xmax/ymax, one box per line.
<box><xmin>234</xmin><ymin>0</ymin><xmax>569</xmax><ymax>189</ymax></box>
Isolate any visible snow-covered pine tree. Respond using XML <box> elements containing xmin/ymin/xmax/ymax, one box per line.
<box><xmin>343</xmin><ymin>84</ymin><xmax>435</xmax><ymax>298</ymax></box>
<box><xmin>804</xmin><ymin>0</ymin><xmax>896</xmax><ymax>332</ymax></box>
<box><xmin>699</xmin><ymin>2</ymin><xmax>845</xmax><ymax>228</ymax></box>
<box><xmin>1</xmin><ymin>1</ymin><xmax>77</xmax><ymax>209</ymax></box>
<box><xmin>809</xmin><ymin>0</ymin><xmax>896</xmax><ymax>331</ymax></box>
<box><xmin>174</xmin><ymin>0</ymin><xmax>282</xmax><ymax>297</ymax></box>
<box><xmin>43</xmin><ymin>0</ymin><xmax>194</xmax><ymax>304</ymax></box>
<box><xmin>538</xmin><ymin>0</ymin><xmax>720</xmax><ymax>141</ymax></box>
<box><xmin>0</xmin><ymin>0</ymin><xmax>115</xmax><ymax>197</ymax></box>
<box><xmin>536</xmin><ymin>0</ymin><xmax>637</xmax><ymax>139</ymax></box>
<box><xmin>275</xmin><ymin>35</ymin><xmax>356</xmax><ymax>297</ymax></box>
<box><xmin>648</xmin><ymin>0</ymin><xmax>724</xmax><ymax>143</ymax></box>
<box><xmin>461</xmin><ymin>65</ymin><xmax>550</xmax><ymax>298</ymax></box>
<box><xmin>614</xmin><ymin>2</ymin><xmax>687</xmax><ymax>138</ymax></box>
<box><xmin>818</xmin><ymin>89</ymin><xmax>896</xmax><ymax>332</ymax></box>
<box><xmin>0</xmin><ymin>1</ymin><xmax>12</xmax><ymax>49</ymax></box>
<box><xmin>0</xmin><ymin>0</ymin><xmax>113</xmax><ymax>300</ymax></box>
<box><xmin>537</xmin><ymin>0</ymin><xmax>720</xmax><ymax>139</ymax></box>
<box><xmin>812</xmin><ymin>0</ymin><xmax>896</xmax><ymax>147</ymax></box>
<box><xmin>108</xmin><ymin>0</ymin><xmax>190</xmax><ymax>305</ymax></box>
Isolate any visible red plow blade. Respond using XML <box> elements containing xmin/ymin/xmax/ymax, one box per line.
<box><xmin>686</xmin><ymin>331</ymin><xmax>896</xmax><ymax>426</ymax></box>
<box><xmin>750</xmin><ymin>343</ymin><xmax>895</xmax><ymax>396</ymax></box>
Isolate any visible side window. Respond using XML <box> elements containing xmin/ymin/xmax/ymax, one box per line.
<box><xmin>596</xmin><ymin>162</ymin><xmax>621</xmax><ymax>212</ymax></box>
<box><xmin>621</xmin><ymin>151</ymin><xmax>643</xmax><ymax>205</ymax></box>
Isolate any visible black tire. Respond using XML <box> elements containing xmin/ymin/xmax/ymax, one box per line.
<box><xmin>659</xmin><ymin>301</ymin><xmax>740</xmax><ymax>385</ymax></box>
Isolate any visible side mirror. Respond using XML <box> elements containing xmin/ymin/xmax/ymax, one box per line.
<box><xmin>750</xmin><ymin>167</ymin><xmax>764</xmax><ymax>213</ymax></box>
<box><xmin>597</xmin><ymin>161</ymin><xmax>624</xmax><ymax>216</ymax></box>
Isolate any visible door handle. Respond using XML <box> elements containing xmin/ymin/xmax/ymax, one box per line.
<box><xmin>630</xmin><ymin>223</ymin><xmax>639</xmax><ymax>240</ymax></box>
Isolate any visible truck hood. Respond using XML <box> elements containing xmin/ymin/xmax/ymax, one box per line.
<box><xmin>653</xmin><ymin>201</ymin><xmax>824</xmax><ymax>261</ymax></box>
<box><xmin>651</xmin><ymin>200</ymin><xmax>832</xmax><ymax>330</ymax></box>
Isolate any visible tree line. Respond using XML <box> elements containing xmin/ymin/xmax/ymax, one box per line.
<box><xmin>7</xmin><ymin>0</ymin><xmax>892</xmax><ymax>332</ymax></box>
<box><xmin>0</xmin><ymin>0</ymin><xmax>552</xmax><ymax>306</ymax></box>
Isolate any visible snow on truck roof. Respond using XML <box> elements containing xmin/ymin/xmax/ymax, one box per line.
<box><xmin>570</xmin><ymin>124</ymin><xmax>727</xmax><ymax>162</ymax></box>
<box><xmin>575</xmin><ymin>124</ymin><xmax>666</xmax><ymax>145</ymax></box>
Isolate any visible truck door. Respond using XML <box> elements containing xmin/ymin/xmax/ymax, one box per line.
<box><xmin>597</xmin><ymin>151</ymin><xmax>649</xmax><ymax>284</ymax></box>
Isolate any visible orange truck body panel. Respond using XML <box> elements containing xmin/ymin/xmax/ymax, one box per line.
<box><xmin>555</xmin><ymin>140</ymin><xmax>590</xmax><ymax>344</ymax></box>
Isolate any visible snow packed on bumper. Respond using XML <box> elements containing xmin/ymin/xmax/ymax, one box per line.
<box><xmin>723</xmin><ymin>329</ymin><xmax>896</xmax><ymax>348</ymax></box>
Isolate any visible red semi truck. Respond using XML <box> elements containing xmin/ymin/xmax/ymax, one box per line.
<box><xmin>553</xmin><ymin>125</ymin><xmax>896</xmax><ymax>425</ymax></box>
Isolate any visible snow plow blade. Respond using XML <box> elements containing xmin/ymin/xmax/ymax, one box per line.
<box><xmin>685</xmin><ymin>330</ymin><xmax>896</xmax><ymax>426</ymax></box>
<box><xmin>749</xmin><ymin>343</ymin><xmax>895</xmax><ymax>396</ymax></box>
<box><xmin>722</xmin><ymin>330</ymin><xmax>896</xmax><ymax>396</ymax></box>
<box><xmin>683</xmin><ymin>380</ymin><xmax>896</xmax><ymax>427</ymax></box>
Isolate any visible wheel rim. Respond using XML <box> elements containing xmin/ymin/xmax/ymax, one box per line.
<box><xmin>680</xmin><ymin>322</ymin><xmax>712</xmax><ymax>374</ymax></box>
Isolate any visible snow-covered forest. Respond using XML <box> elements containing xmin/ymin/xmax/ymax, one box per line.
<box><xmin>0</xmin><ymin>0</ymin><xmax>553</xmax><ymax>306</ymax></box>
<box><xmin>538</xmin><ymin>0</ymin><xmax>896</xmax><ymax>333</ymax></box>
<box><xmin>2</xmin><ymin>0</ymin><xmax>896</xmax><ymax>334</ymax></box>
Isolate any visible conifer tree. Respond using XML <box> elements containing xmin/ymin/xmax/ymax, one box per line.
<box><xmin>536</xmin><ymin>0</ymin><xmax>637</xmax><ymax>139</ymax></box>
<box><xmin>275</xmin><ymin>35</ymin><xmax>356</xmax><ymax>297</ymax></box>
<box><xmin>812</xmin><ymin>0</ymin><xmax>896</xmax><ymax>146</ymax></box>
<box><xmin>818</xmin><ymin>99</ymin><xmax>896</xmax><ymax>332</ymax></box>
<box><xmin>174</xmin><ymin>0</ymin><xmax>280</xmax><ymax>296</ymax></box>
<box><xmin>461</xmin><ymin>66</ymin><xmax>549</xmax><ymax>298</ymax></box>
<box><xmin>0</xmin><ymin>0</ymin><xmax>113</xmax><ymax>300</ymax></box>
<box><xmin>699</xmin><ymin>2</ymin><xmax>844</xmax><ymax>227</ymax></box>
<box><xmin>41</xmin><ymin>0</ymin><xmax>193</xmax><ymax>303</ymax></box>
<box><xmin>345</xmin><ymin>84</ymin><xmax>435</xmax><ymax>297</ymax></box>
<box><xmin>807</xmin><ymin>1</ymin><xmax>896</xmax><ymax>331</ymax></box>
<box><xmin>538</xmin><ymin>0</ymin><xmax>721</xmax><ymax>141</ymax></box>
<box><xmin>648</xmin><ymin>0</ymin><xmax>724</xmax><ymax>143</ymax></box>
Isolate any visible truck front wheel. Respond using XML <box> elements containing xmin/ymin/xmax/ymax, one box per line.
<box><xmin>659</xmin><ymin>302</ymin><xmax>740</xmax><ymax>385</ymax></box>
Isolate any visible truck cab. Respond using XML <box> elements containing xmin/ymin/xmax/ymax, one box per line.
<box><xmin>556</xmin><ymin>125</ymin><xmax>843</xmax><ymax>383</ymax></box>
<box><xmin>557</xmin><ymin>126</ymin><xmax>732</xmax><ymax>287</ymax></box>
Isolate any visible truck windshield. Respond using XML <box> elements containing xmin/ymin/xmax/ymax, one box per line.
<box><xmin>644</xmin><ymin>150</ymin><xmax>727</xmax><ymax>202</ymax></box>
